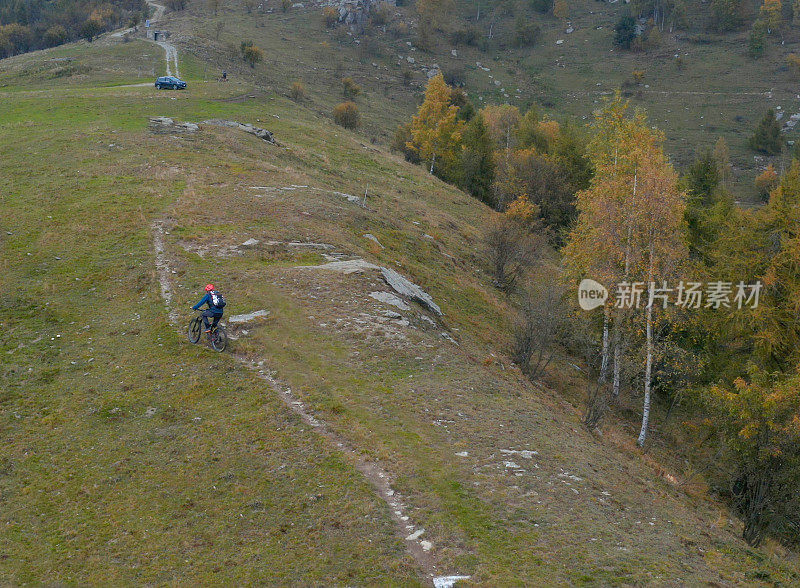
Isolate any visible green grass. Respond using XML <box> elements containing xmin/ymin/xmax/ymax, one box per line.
<box><xmin>1</xmin><ymin>29</ymin><xmax>799</xmax><ymax>585</ymax></box>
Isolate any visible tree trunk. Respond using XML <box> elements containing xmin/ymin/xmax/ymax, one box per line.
<box><xmin>637</xmin><ymin>234</ymin><xmax>656</xmax><ymax>448</ymax></box>
<box><xmin>429</xmin><ymin>152</ymin><xmax>436</xmax><ymax>174</ymax></box>
<box><xmin>637</xmin><ymin>299</ymin><xmax>654</xmax><ymax>447</ymax></box>
<box><xmin>600</xmin><ymin>305</ymin><xmax>610</xmax><ymax>383</ymax></box>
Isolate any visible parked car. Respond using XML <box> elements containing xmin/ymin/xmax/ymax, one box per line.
<box><xmin>155</xmin><ymin>76</ymin><xmax>187</xmax><ymax>90</ymax></box>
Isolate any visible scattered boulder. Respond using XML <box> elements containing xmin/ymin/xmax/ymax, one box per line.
<box><xmin>381</xmin><ymin>267</ymin><xmax>442</xmax><ymax>315</ymax></box>
<box><xmin>149</xmin><ymin>117</ymin><xmax>199</xmax><ymax>134</ymax></box>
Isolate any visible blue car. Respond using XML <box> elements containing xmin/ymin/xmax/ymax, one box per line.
<box><xmin>155</xmin><ymin>76</ymin><xmax>186</xmax><ymax>90</ymax></box>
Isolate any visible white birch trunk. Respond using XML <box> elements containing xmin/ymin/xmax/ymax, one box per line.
<box><xmin>637</xmin><ymin>232</ymin><xmax>656</xmax><ymax>448</ymax></box>
<box><xmin>637</xmin><ymin>296</ymin><xmax>654</xmax><ymax>447</ymax></box>
<box><xmin>600</xmin><ymin>305</ymin><xmax>610</xmax><ymax>383</ymax></box>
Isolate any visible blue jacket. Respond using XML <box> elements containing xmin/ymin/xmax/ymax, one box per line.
<box><xmin>193</xmin><ymin>292</ymin><xmax>224</xmax><ymax>315</ymax></box>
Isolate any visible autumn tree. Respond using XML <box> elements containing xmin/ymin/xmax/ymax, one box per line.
<box><xmin>407</xmin><ymin>73</ymin><xmax>464</xmax><ymax>175</ymax></box>
<box><xmin>704</xmin><ymin>367</ymin><xmax>800</xmax><ymax>546</ymax></box>
<box><xmin>562</xmin><ymin>94</ymin><xmax>688</xmax><ymax>446</ymax></box>
<box><xmin>553</xmin><ymin>0</ymin><xmax>568</xmax><ymax>19</ymax></box>
<box><xmin>482</xmin><ymin>104</ymin><xmax>521</xmax><ymax>152</ymax></box>
<box><xmin>754</xmin><ymin>164</ymin><xmax>778</xmax><ymax>200</ymax></box>
<box><xmin>713</xmin><ymin>136</ymin><xmax>732</xmax><ymax>188</ymax></box>
<box><xmin>760</xmin><ymin>0</ymin><xmax>782</xmax><ymax>33</ymax></box>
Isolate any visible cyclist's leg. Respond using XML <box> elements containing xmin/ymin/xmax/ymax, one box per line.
<box><xmin>202</xmin><ymin>309</ymin><xmax>214</xmax><ymax>332</ymax></box>
<box><xmin>211</xmin><ymin>314</ymin><xmax>221</xmax><ymax>329</ymax></box>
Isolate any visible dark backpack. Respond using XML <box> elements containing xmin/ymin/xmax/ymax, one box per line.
<box><xmin>209</xmin><ymin>290</ymin><xmax>226</xmax><ymax>309</ymax></box>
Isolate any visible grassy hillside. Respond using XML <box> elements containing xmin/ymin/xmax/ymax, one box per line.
<box><xmin>2</xmin><ymin>34</ymin><xmax>799</xmax><ymax>584</ymax></box>
<box><xmin>154</xmin><ymin>0</ymin><xmax>800</xmax><ymax>201</ymax></box>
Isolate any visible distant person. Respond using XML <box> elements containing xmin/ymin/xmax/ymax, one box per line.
<box><xmin>222</xmin><ymin>70</ymin><xmax>227</xmax><ymax>82</ymax></box>
<box><xmin>192</xmin><ymin>284</ymin><xmax>226</xmax><ymax>338</ymax></box>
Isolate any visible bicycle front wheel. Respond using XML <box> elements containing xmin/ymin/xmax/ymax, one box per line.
<box><xmin>211</xmin><ymin>326</ymin><xmax>227</xmax><ymax>352</ymax></box>
<box><xmin>188</xmin><ymin>317</ymin><xmax>202</xmax><ymax>344</ymax></box>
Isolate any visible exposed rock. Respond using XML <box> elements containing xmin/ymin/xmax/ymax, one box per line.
<box><xmin>363</xmin><ymin>233</ymin><xmax>384</xmax><ymax>248</ymax></box>
<box><xmin>228</xmin><ymin>310</ymin><xmax>270</xmax><ymax>323</ymax></box>
<box><xmin>433</xmin><ymin>576</ymin><xmax>471</xmax><ymax>588</ymax></box>
<box><xmin>381</xmin><ymin>267</ymin><xmax>442</xmax><ymax>315</ymax></box>
<box><xmin>202</xmin><ymin>119</ymin><xmax>276</xmax><ymax>143</ymax></box>
<box><xmin>370</xmin><ymin>291</ymin><xmax>411</xmax><ymax>311</ymax></box>
<box><xmin>300</xmin><ymin>259</ymin><xmax>380</xmax><ymax>274</ymax></box>
<box><xmin>242</xmin><ymin>238</ymin><xmax>260</xmax><ymax>247</ymax></box>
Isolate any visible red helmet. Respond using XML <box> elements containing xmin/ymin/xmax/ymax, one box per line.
<box><xmin>205</xmin><ymin>284</ymin><xmax>215</xmax><ymax>292</ymax></box>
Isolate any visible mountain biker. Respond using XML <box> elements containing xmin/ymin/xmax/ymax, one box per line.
<box><xmin>192</xmin><ymin>284</ymin><xmax>226</xmax><ymax>338</ymax></box>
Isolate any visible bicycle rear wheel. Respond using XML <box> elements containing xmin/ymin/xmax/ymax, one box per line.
<box><xmin>211</xmin><ymin>326</ymin><xmax>227</xmax><ymax>352</ymax></box>
<box><xmin>188</xmin><ymin>317</ymin><xmax>202</xmax><ymax>344</ymax></box>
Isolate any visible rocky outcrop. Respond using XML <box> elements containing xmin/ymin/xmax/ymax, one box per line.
<box><xmin>149</xmin><ymin>116</ymin><xmax>199</xmax><ymax>133</ymax></box>
<box><xmin>323</xmin><ymin>0</ymin><xmax>395</xmax><ymax>26</ymax></box>
<box><xmin>381</xmin><ymin>267</ymin><xmax>442</xmax><ymax>316</ymax></box>
<box><xmin>202</xmin><ymin>119</ymin><xmax>276</xmax><ymax>143</ymax></box>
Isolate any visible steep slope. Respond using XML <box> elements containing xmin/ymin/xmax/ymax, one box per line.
<box><xmin>158</xmin><ymin>0</ymin><xmax>800</xmax><ymax>200</ymax></box>
<box><xmin>1</xmin><ymin>30</ymin><xmax>798</xmax><ymax>586</ymax></box>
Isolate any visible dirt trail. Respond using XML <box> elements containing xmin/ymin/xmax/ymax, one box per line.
<box><xmin>151</xmin><ymin>220</ymin><xmax>466</xmax><ymax>586</ymax></box>
<box><xmin>152</xmin><ymin>220</ymin><xmax>179</xmax><ymax>325</ymax></box>
<box><xmin>109</xmin><ymin>0</ymin><xmax>178</xmax><ymax>78</ymax></box>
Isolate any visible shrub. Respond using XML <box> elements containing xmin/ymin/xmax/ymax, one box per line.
<box><xmin>371</xmin><ymin>2</ymin><xmax>392</xmax><ymax>26</ymax></box>
<box><xmin>486</xmin><ymin>201</ymin><xmax>544</xmax><ymax>293</ymax></box>
<box><xmin>333</xmin><ymin>101</ymin><xmax>359</xmax><ymax>129</ymax></box>
<box><xmin>281</xmin><ymin>0</ymin><xmax>292</xmax><ymax>12</ymax></box>
<box><xmin>43</xmin><ymin>25</ymin><xmax>68</xmax><ymax>47</ymax></box>
<box><xmin>242</xmin><ymin>44</ymin><xmax>264</xmax><ymax>67</ymax></box>
<box><xmin>530</xmin><ymin>0</ymin><xmax>551</xmax><ymax>13</ymax></box>
<box><xmin>513</xmin><ymin>282</ymin><xmax>565</xmax><ymax>378</ymax></box>
<box><xmin>443</xmin><ymin>67</ymin><xmax>466</xmax><ymax>87</ymax></box>
<box><xmin>754</xmin><ymin>164</ymin><xmax>778</xmax><ymax>200</ymax></box>
<box><xmin>390</xmin><ymin>20</ymin><xmax>409</xmax><ymax>38</ymax></box>
<box><xmin>342</xmin><ymin>76</ymin><xmax>361</xmax><ymax>98</ymax></box>
<box><xmin>749</xmin><ymin>109</ymin><xmax>782</xmax><ymax>155</ymax></box>
<box><xmin>391</xmin><ymin>123</ymin><xmax>420</xmax><ymax>163</ymax></box>
<box><xmin>167</xmin><ymin>0</ymin><xmax>187</xmax><ymax>11</ymax></box>
<box><xmin>513</xmin><ymin>18</ymin><xmax>541</xmax><ymax>48</ymax></box>
<box><xmin>788</xmin><ymin>53</ymin><xmax>800</xmax><ymax>78</ymax></box>
<box><xmin>614</xmin><ymin>15</ymin><xmax>637</xmax><ymax>49</ymax></box>
<box><xmin>323</xmin><ymin>6</ymin><xmax>338</xmax><ymax>28</ymax></box>
<box><xmin>451</xmin><ymin>26</ymin><xmax>480</xmax><ymax>46</ymax></box>
<box><xmin>290</xmin><ymin>81</ymin><xmax>306</xmax><ymax>101</ymax></box>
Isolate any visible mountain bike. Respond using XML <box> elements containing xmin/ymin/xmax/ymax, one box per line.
<box><xmin>188</xmin><ymin>311</ymin><xmax>227</xmax><ymax>352</ymax></box>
